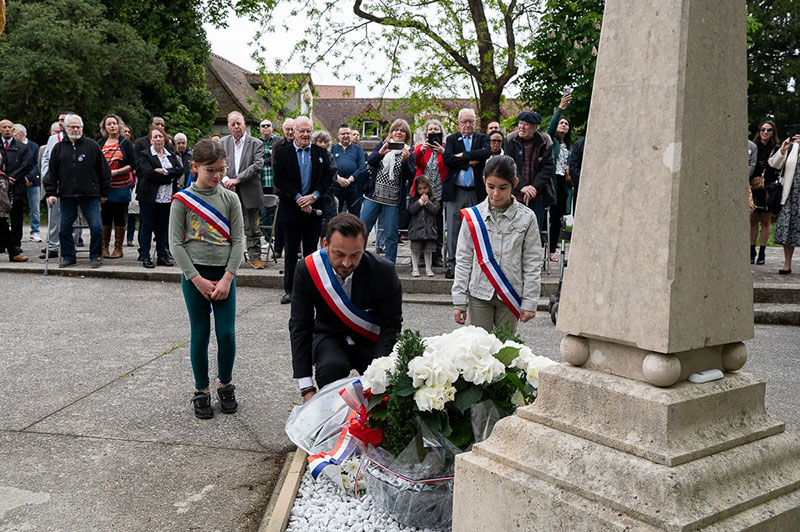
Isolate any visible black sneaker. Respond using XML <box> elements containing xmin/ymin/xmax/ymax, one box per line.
<box><xmin>191</xmin><ymin>392</ymin><xmax>213</xmax><ymax>419</ymax></box>
<box><xmin>217</xmin><ymin>384</ymin><xmax>238</xmax><ymax>414</ymax></box>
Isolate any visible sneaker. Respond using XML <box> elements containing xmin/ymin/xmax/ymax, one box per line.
<box><xmin>412</xmin><ymin>270</ymin><xmax>420</xmax><ymax>277</ymax></box>
<box><xmin>426</xmin><ymin>270</ymin><xmax>434</xmax><ymax>277</ymax></box>
<box><xmin>30</xmin><ymin>233</ymin><xmax>42</xmax><ymax>242</ymax></box>
<box><xmin>39</xmin><ymin>250</ymin><xmax>59</xmax><ymax>259</ymax></box>
<box><xmin>90</xmin><ymin>258</ymin><xmax>102</xmax><ymax>268</ymax></box>
<box><xmin>251</xmin><ymin>259</ymin><xmax>265</xmax><ymax>269</ymax></box>
<box><xmin>191</xmin><ymin>392</ymin><xmax>213</xmax><ymax>419</ymax></box>
<box><xmin>218</xmin><ymin>384</ymin><xmax>238</xmax><ymax>414</ymax></box>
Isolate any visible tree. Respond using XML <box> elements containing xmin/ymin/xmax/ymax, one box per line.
<box><xmin>0</xmin><ymin>0</ymin><xmax>163</xmax><ymax>141</ymax></box>
<box><xmin>746</xmin><ymin>0</ymin><xmax>800</xmax><ymax>137</ymax></box>
<box><xmin>234</xmin><ymin>0</ymin><xmax>542</xmax><ymax>127</ymax></box>
<box><xmin>100</xmin><ymin>0</ymin><xmax>218</xmax><ymax>142</ymax></box>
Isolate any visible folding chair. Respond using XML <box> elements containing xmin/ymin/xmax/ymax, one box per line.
<box><xmin>258</xmin><ymin>194</ymin><xmax>280</xmax><ymax>263</ymax></box>
<box><xmin>541</xmin><ymin>206</ymin><xmax>551</xmax><ymax>274</ymax></box>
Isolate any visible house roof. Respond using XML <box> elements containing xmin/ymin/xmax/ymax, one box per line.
<box><xmin>205</xmin><ymin>53</ymin><xmax>313</xmax><ymax>122</ymax></box>
<box><xmin>316</xmin><ymin>85</ymin><xmax>356</xmax><ymax>99</ymax></box>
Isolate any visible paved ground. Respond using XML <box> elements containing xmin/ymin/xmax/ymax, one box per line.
<box><xmin>0</xmin><ymin>249</ymin><xmax>798</xmax><ymax>530</ymax></box>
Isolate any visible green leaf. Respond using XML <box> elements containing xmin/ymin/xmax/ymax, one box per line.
<box><xmin>454</xmin><ymin>384</ymin><xmax>484</xmax><ymax>414</ymax></box>
<box><xmin>448</xmin><ymin>418</ymin><xmax>475</xmax><ymax>449</ymax></box>
<box><xmin>367</xmin><ymin>394</ymin><xmax>387</xmax><ymax>410</ymax></box>
<box><xmin>369</xmin><ymin>409</ymin><xmax>388</xmax><ymax>420</ymax></box>
<box><xmin>393</xmin><ymin>374</ymin><xmax>416</xmax><ymax>397</ymax></box>
<box><xmin>504</xmin><ymin>371</ymin><xmax>527</xmax><ymax>394</ymax></box>
<box><xmin>494</xmin><ymin>346</ymin><xmax>521</xmax><ymax>367</ymax></box>
<box><xmin>419</xmin><ymin>411</ymin><xmax>442</xmax><ymax>433</ymax></box>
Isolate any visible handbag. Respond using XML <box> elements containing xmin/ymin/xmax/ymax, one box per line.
<box><xmin>765</xmin><ymin>181</ymin><xmax>782</xmax><ymax>214</ymax></box>
<box><xmin>750</xmin><ymin>174</ymin><xmax>764</xmax><ymax>191</ymax></box>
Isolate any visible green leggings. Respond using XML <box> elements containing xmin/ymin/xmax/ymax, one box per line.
<box><xmin>181</xmin><ymin>265</ymin><xmax>236</xmax><ymax>390</ymax></box>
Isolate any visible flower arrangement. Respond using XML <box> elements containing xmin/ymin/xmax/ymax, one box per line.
<box><xmin>360</xmin><ymin>324</ymin><xmax>557</xmax><ymax>455</ymax></box>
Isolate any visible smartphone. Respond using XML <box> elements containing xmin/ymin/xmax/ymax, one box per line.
<box><xmin>387</xmin><ymin>142</ymin><xmax>405</xmax><ymax>150</ymax></box>
<box><xmin>563</xmin><ymin>87</ymin><xmax>572</xmax><ymax>95</ymax></box>
<box><xmin>426</xmin><ymin>132</ymin><xmax>442</xmax><ymax>146</ymax></box>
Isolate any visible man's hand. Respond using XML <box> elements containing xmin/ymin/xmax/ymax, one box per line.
<box><xmin>7</xmin><ymin>176</ymin><xmax>14</xmax><ymax>185</ymax></box>
<box><xmin>520</xmin><ymin>311</ymin><xmax>536</xmax><ymax>323</ymax></box>
<box><xmin>223</xmin><ymin>177</ymin><xmax>240</xmax><ymax>190</ymax></box>
<box><xmin>25</xmin><ymin>178</ymin><xmax>33</xmax><ymax>187</ymax></box>
<box><xmin>336</xmin><ymin>176</ymin><xmax>350</xmax><ymax>187</ymax></box>
<box><xmin>100</xmin><ymin>197</ymin><xmax>107</xmax><ymax>204</ymax></box>
<box><xmin>454</xmin><ymin>308</ymin><xmax>466</xmax><ymax>325</ymax></box>
<box><xmin>296</xmin><ymin>194</ymin><xmax>316</xmax><ymax>209</ymax></box>
<box><xmin>302</xmin><ymin>390</ymin><xmax>317</xmax><ymax>403</ymax></box>
<box><xmin>47</xmin><ymin>196</ymin><xmax>58</xmax><ymax>207</ymax></box>
<box><xmin>521</xmin><ymin>185</ymin><xmax>537</xmax><ymax>205</ymax></box>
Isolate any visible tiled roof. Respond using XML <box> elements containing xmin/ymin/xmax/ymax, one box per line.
<box><xmin>316</xmin><ymin>85</ymin><xmax>356</xmax><ymax>99</ymax></box>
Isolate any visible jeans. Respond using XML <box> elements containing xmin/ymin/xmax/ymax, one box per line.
<box><xmin>126</xmin><ymin>213</ymin><xmax>138</xmax><ymax>243</ymax></box>
<box><xmin>360</xmin><ymin>198</ymin><xmax>399</xmax><ymax>262</ymax></box>
<box><xmin>27</xmin><ymin>186</ymin><xmax>40</xmax><ymax>233</ymax></box>
<box><xmin>444</xmin><ymin>187</ymin><xmax>477</xmax><ymax>270</ymax></box>
<box><xmin>59</xmin><ymin>197</ymin><xmax>102</xmax><ymax>261</ymax></box>
<box><xmin>46</xmin><ymin>200</ymin><xmax>60</xmax><ymax>251</ymax></box>
<box><xmin>333</xmin><ymin>185</ymin><xmax>363</xmax><ymax>216</ymax></box>
<box><xmin>139</xmin><ymin>202</ymin><xmax>170</xmax><ymax>260</ymax></box>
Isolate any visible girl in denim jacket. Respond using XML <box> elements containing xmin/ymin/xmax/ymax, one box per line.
<box><xmin>452</xmin><ymin>155</ymin><xmax>542</xmax><ymax>332</ymax></box>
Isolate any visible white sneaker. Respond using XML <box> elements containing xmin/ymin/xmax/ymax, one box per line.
<box><xmin>412</xmin><ymin>270</ymin><xmax>420</xmax><ymax>277</ymax></box>
<box><xmin>261</xmin><ymin>243</ymin><xmax>269</xmax><ymax>249</ymax></box>
<box><xmin>426</xmin><ymin>270</ymin><xmax>434</xmax><ymax>277</ymax></box>
<box><xmin>30</xmin><ymin>233</ymin><xmax>42</xmax><ymax>242</ymax></box>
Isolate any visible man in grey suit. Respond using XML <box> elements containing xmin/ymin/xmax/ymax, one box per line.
<box><xmin>221</xmin><ymin>111</ymin><xmax>265</xmax><ymax>268</ymax></box>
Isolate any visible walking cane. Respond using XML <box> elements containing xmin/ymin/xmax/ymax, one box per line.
<box><xmin>44</xmin><ymin>201</ymin><xmax>51</xmax><ymax>276</ymax></box>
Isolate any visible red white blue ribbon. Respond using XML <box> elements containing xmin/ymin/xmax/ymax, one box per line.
<box><xmin>172</xmin><ymin>189</ymin><xmax>232</xmax><ymax>242</ymax></box>
<box><xmin>305</xmin><ymin>249</ymin><xmax>381</xmax><ymax>342</ymax></box>
<box><xmin>461</xmin><ymin>206</ymin><xmax>522</xmax><ymax>319</ymax></box>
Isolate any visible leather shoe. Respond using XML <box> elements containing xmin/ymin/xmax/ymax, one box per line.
<box><xmin>280</xmin><ymin>293</ymin><xmax>292</xmax><ymax>304</ymax></box>
<box><xmin>251</xmin><ymin>259</ymin><xmax>265</xmax><ymax>269</ymax></box>
<box><xmin>40</xmin><ymin>250</ymin><xmax>59</xmax><ymax>259</ymax></box>
<box><xmin>59</xmin><ymin>259</ymin><xmax>77</xmax><ymax>268</ymax></box>
<box><xmin>779</xmin><ymin>269</ymin><xmax>792</xmax><ymax>275</ymax></box>
<box><xmin>157</xmin><ymin>256</ymin><xmax>173</xmax><ymax>267</ymax></box>
<box><xmin>10</xmin><ymin>254</ymin><xmax>29</xmax><ymax>262</ymax></box>
<box><xmin>143</xmin><ymin>258</ymin><xmax>155</xmax><ymax>269</ymax></box>
<box><xmin>445</xmin><ymin>269</ymin><xmax>455</xmax><ymax>279</ymax></box>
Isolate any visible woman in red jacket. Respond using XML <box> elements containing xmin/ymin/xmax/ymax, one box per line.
<box><xmin>413</xmin><ymin>119</ymin><xmax>447</xmax><ymax>265</ymax></box>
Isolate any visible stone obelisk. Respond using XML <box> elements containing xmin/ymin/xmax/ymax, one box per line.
<box><xmin>452</xmin><ymin>0</ymin><xmax>800</xmax><ymax>529</ymax></box>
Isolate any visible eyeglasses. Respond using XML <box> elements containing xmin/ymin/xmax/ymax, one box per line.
<box><xmin>458</xmin><ymin>119</ymin><xmax>476</xmax><ymax>124</ymax></box>
<box><xmin>295</xmin><ymin>129</ymin><xmax>312</xmax><ymax>134</ymax></box>
<box><xmin>490</xmin><ymin>139</ymin><xmax>504</xmax><ymax>143</ymax></box>
<box><xmin>761</xmin><ymin>127</ymin><xmax>773</xmax><ymax>132</ymax></box>
<box><xmin>202</xmin><ymin>166</ymin><xmax>228</xmax><ymax>175</ymax></box>
<box><xmin>66</xmin><ymin>125</ymin><xmax>83</xmax><ymax>130</ymax></box>
<box><xmin>260</xmin><ymin>124</ymin><xmax>272</xmax><ymax>128</ymax></box>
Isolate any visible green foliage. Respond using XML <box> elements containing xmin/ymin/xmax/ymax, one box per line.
<box><xmin>249</xmin><ymin>72</ymin><xmax>305</xmax><ymax>126</ymax></box>
<box><xmin>381</xmin><ymin>330</ymin><xmax>426</xmax><ymax>456</ymax></box>
<box><xmin>0</xmin><ymin>0</ymin><xmax>163</xmax><ymax>141</ymax></box>
<box><xmin>518</xmin><ymin>0</ymin><xmax>603</xmax><ymax>136</ymax></box>
<box><xmin>491</xmin><ymin>321</ymin><xmax>523</xmax><ymax>343</ymax></box>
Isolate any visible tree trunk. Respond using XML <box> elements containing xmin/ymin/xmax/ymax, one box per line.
<box><xmin>478</xmin><ymin>88</ymin><xmax>503</xmax><ymax>132</ymax></box>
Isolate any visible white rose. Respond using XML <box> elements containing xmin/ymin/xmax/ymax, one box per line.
<box><xmin>460</xmin><ymin>354</ymin><xmax>506</xmax><ymax>385</ymax></box>
<box><xmin>523</xmin><ymin>356</ymin><xmax>557</xmax><ymax>388</ymax></box>
<box><xmin>407</xmin><ymin>353</ymin><xmax>459</xmax><ymax>388</ymax></box>
<box><xmin>361</xmin><ymin>355</ymin><xmax>397</xmax><ymax>394</ymax></box>
<box><xmin>413</xmin><ymin>383</ymin><xmax>457</xmax><ymax>412</ymax></box>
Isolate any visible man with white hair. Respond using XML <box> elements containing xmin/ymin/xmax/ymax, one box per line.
<box><xmin>44</xmin><ymin>114</ymin><xmax>111</xmax><ymax>268</ymax></box>
<box><xmin>173</xmin><ymin>132</ymin><xmax>192</xmax><ymax>187</ymax></box>
<box><xmin>273</xmin><ymin>116</ymin><xmax>336</xmax><ymax>304</ymax></box>
<box><xmin>220</xmin><ymin>111</ymin><xmax>265</xmax><ymax>268</ymax></box>
<box><xmin>1</xmin><ymin>119</ymin><xmax>31</xmax><ymax>262</ymax></box>
<box><xmin>38</xmin><ymin>112</ymin><xmax>70</xmax><ymax>259</ymax></box>
<box><xmin>442</xmin><ymin>108</ymin><xmax>492</xmax><ymax>278</ymax></box>
<box><xmin>269</xmin><ymin>118</ymin><xmax>296</xmax><ymax>259</ymax></box>
<box><xmin>13</xmin><ymin>124</ymin><xmax>41</xmax><ymax>243</ymax></box>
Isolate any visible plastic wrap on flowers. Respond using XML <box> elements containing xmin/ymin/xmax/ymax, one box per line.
<box><xmin>361</xmin><ymin>420</ymin><xmax>459</xmax><ymax>529</ymax></box>
<box><xmin>284</xmin><ymin>376</ymin><xmax>359</xmax><ymax>455</ymax></box>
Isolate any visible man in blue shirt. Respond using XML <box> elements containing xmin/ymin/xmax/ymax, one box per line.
<box><xmin>330</xmin><ymin>124</ymin><xmax>366</xmax><ymax>216</ymax></box>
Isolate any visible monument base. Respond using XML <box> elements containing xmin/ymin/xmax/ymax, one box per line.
<box><xmin>453</xmin><ymin>366</ymin><xmax>800</xmax><ymax>531</ymax></box>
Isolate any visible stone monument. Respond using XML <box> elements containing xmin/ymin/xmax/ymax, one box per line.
<box><xmin>452</xmin><ymin>0</ymin><xmax>800</xmax><ymax>529</ymax></box>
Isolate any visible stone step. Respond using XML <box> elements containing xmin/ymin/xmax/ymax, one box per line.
<box><xmin>753</xmin><ymin>283</ymin><xmax>800</xmax><ymax>304</ymax></box>
<box><xmin>753</xmin><ymin>303</ymin><xmax>800</xmax><ymax>326</ymax></box>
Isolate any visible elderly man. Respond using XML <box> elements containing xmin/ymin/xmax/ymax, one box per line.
<box><xmin>173</xmin><ymin>133</ymin><xmax>192</xmax><ymax>187</ymax></box>
<box><xmin>331</xmin><ymin>124</ymin><xmax>366</xmax><ymax>216</ymax></box>
<box><xmin>289</xmin><ymin>213</ymin><xmax>402</xmax><ymax>400</ymax></box>
<box><xmin>39</xmin><ymin>112</ymin><xmax>70</xmax><ymax>259</ymax></box>
<box><xmin>13</xmin><ymin>124</ymin><xmax>41</xmax><ymax>244</ymax></box>
<box><xmin>273</xmin><ymin>116</ymin><xmax>336</xmax><ymax>304</ymax></box>
<box><xmin>1</xmin><ymin>119</ymin><xmax>31</xmax><ymax>262</ymax></box>
<box><xmin>487</xmin><ymin>121</ymin><xmax>501</xmax><ymax>134</ymax></box>
<box><xmin>270</xmin><ymin>118</ymin><xmax>296</xmax><ymax>259</ymax></box>
<box><xmin>134</xmin><ymin>117</ymin><xmax>168</xmax><ymax>162</ymax></box>
<box><xmin>44</xmin><ymin>114</ymin><xmax>111</xmax><ymax>268</ymax></box>
<box><xmin>220</xmin><ymin>111</ymin><xmax>265</xmax><ymax>268</ymax></box>
<box><xmin>503</xmin><ymin>111</ymin><xmax>555</xmax><ymax>233</ymax></box>
<box><xmin>442</xmin><ymin>108</ymin><xmax>492</xmax><ymax>278</ymax></box>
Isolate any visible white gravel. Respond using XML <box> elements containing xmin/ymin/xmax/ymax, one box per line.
<box><xmin>286</xmin><ymin>470</ymin><xmax>449</xmax><ymax>532</ymax></box>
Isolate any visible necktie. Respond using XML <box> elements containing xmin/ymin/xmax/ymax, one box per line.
<box><xmin>464</xmin><ymin>136</ymin><xmax>473</xmax><ymax>187</ymax></box>
<box><xmin>3</xmin><ymin>140</ymin><xmax>8</xmax><ymax>152</ymax></box>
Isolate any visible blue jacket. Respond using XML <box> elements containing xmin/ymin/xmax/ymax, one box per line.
<box><xmin>24</xmin><ymin>140</ymin><xmax>40</xmax><ymax>186</ymax></box>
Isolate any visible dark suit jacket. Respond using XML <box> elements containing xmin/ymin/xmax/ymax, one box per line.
<box><xmin>273</xmin><ymin>143</ymin><xmax>336</xmax><ymax>222</ymax></box>
<box><xmin>24</xmin><ymin>140</ymin><xmax>40</xmax><ymax>186</ymax></box>
<box><xmin>2</xmin><ymin>138</ymin><xmax>31</xmax><ymax>198</ymax></box>
<box><xmin>134</xmin><ymin>135</ymin><xmax>174</xmax><ymax>165</ymax></box>
<box><xmin>289</xmin><ymin>250</ymin><xmax>403</xmax><ymax>379</ymax></box>
<box><xmin>220</xmin><ymin>133</ymin><xmax>264</xmax><ymax>210</ymax></box>
<box><xmin>442</xmin><ymin>132</ymin><xmax>492</xmax><ymax>203</ymax></box>
<box><xmin>135</xmin><ymin>148</ymin><xmax>183</xmax><ymax>204</ymax></box>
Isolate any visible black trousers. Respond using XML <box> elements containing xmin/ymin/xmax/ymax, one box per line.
<box><xmin>549</xmin><ymin>175</ymin><xmax>569</xmax><ymax>253</ymax></box>
<box><xmin>283</xmin><ymin>214</ymin><xmax>322</xmax><ymax>294</ymax></box>
<box><xmin>9</xmin><ymin>196</ymin><xmax>24</xmax><ymax>255</ymax></box>
<box><xmin>312</xmin><ymin>334</ymin><xmax>376</xmax><ymax>390</ymax></box>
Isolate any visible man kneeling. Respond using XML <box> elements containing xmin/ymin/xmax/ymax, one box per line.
<box><xmin>290</xmin><ymin>212</ymin><xmax>403</xmax><ymax>403</ymax></box>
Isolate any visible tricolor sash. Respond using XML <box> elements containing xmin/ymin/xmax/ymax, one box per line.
<box><xmin>461</xmin><ymin>206</ymin><xmax>522</xmax><ymax>319</ymax></box>
<box><xmin>172</xmin><ymin>189</ymin><xmax>232</xmax><ymax>242</ymax></box>
<box><xmin>305</xmin><ymin>249</ymin><xmax>381</xmax><ymax>342</ymax></box>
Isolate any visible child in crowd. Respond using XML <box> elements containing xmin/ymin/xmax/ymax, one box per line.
<box><xmin>407</xmin><ymin>175</ymin><xmax>440</xmax><ymax>277</ymax></box>
<box><xmin>452</xmin><ymin>155</ymin><xmax>542</xmax><ymax>332</ymax></box>
<box><xmin>169</xmin><ymin>139</ymin><xmax>245</xmax><ymax>419</ymax></box>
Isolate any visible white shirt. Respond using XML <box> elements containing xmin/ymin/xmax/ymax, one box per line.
<box><xmin>233</xmin><ymin>133</ymin><xmax>246</xmax><ymax>176</ymax></box>
<box><xmin>150</xmin><ymin>145</ymin><xmax>174</xmax><ymax>203</ymax></box>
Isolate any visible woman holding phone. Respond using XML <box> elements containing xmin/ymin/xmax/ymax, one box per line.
<box><xmin>768</xmin><ymin>130</ymin><xmax>800</xmax><ymax>275</ymax></box>
<box><xmin>360</xmin><ymin>119</ymin><xmax>416</xmax><ymax>263</ymax></box>
<box><xmin>413</xmin><ymin>119</ymin><xmax>447</xmax><ymax>264</ymax></box>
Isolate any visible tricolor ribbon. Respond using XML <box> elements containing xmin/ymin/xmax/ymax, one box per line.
<box><xmin>461</xmin><ymin>206</ymin><xmax>522</xmax><ymax>319</ymax></box>
<box><xmin>305</xmin><ymin>249</ymin><xmax>381</xmax><ymax>342</ymax></box>
<box><xmin>172</xmin><ymin>189</ymin><xmax>232</xmax><ymax>242</ymax></box>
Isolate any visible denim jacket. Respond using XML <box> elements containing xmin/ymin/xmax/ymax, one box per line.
<box><xmin>452</xmin><ymin>197</ymin><xmax>542</xmax><ymax>312</ymax></box>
